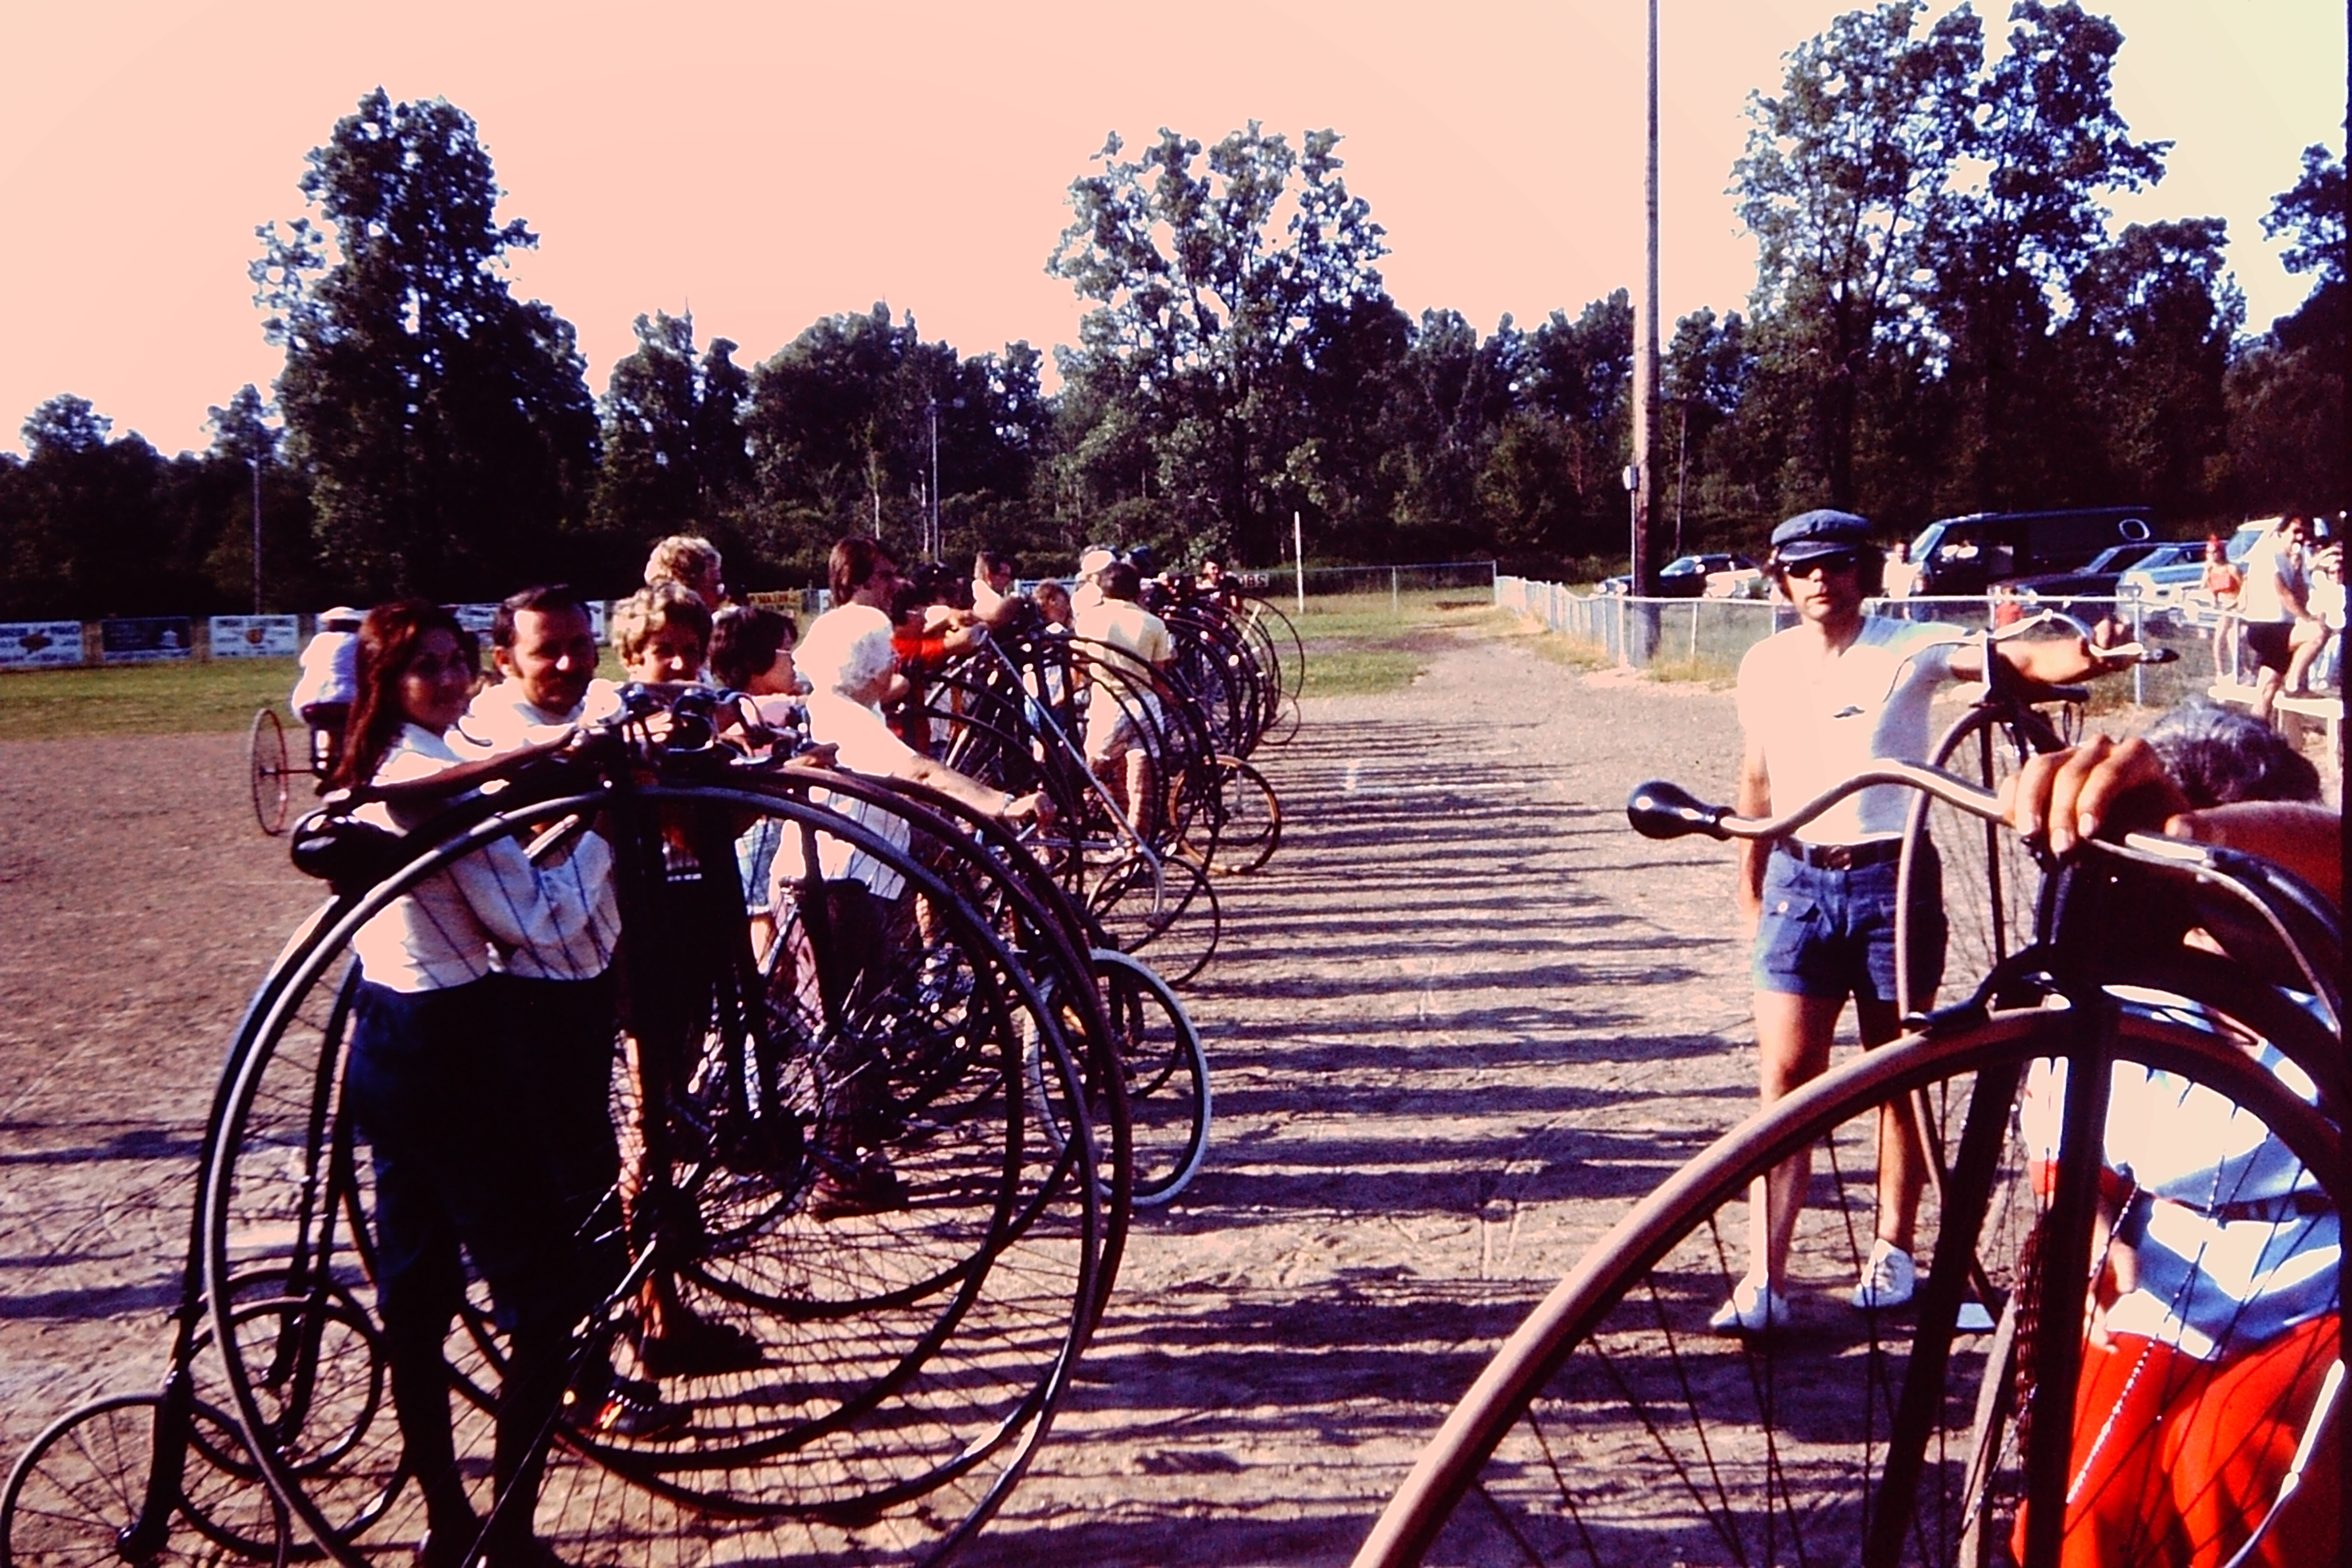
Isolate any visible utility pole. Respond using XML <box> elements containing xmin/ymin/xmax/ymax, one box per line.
<box><xmin>1630</xmin><ymin>0</ymin><xmax>1663</xmax><ymax>599</ymax></box>
<box><xmin>925</xmin><ymin>397</ymin><xmax>941</xmax><ymax>562</ymax></box>
<box><xmin>249</xmin><ymin>455</ymin><xmax>264</xmax><ymax>614</ymax></box>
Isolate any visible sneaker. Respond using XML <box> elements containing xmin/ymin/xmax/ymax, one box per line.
<box><xmin>592</xmin><ymin>1376</ymin><xmax>688</xmax><ymax>1441</ymax></box>
<box><xmin>1708</xmin><ymin>1277</ymin><xmax>1793</xmax><ymax>1335</ymax></box>
<box><xmin>1850</xmin><ymin>1239</ymin><xmax>1917</xmax><ymax>1311</ymax></box>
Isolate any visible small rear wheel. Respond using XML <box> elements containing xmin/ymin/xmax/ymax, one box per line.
<box><xmin>1087</xmin><ymin>853</ymin><xmax>1220</xmax><ymax>987</ymax></box>
<box><xmin>1184</xmin><ymin>758</ymin><xmax>1281</xmax><ymax>876</ymax></box>
<box><xmin>1030</xmin><ymin>949</ymin><xmax>1210</xmax><ymax>1209</ymax></box>
<box><xmin>248</xmin><ymin>709</ymin><xmax>292</xmax><ymax>837</ymax></box>
<box><xmin>1</xmin><ymin>1391</ymin><xmax>287</xmax><ymax>1567</ymax></box>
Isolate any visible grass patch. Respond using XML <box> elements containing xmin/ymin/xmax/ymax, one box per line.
<box><xmin>1299</xmin><ymin>648</ymin><xmax>1430</xmax><ymax>698</ymax></box>
<box><xmin>1644</xmin><ymin>654</ymin><xmax>1742</xmax><ymax>688</ymax></box>
<box><xmin>1279</xmin><ymin>591</ymin><xmax>1509</xmax><ymax>695</ymax></box>
<box><xmin>1523</xmin><ymin>630</ymin><xmax>1616</xmax><ymax>672</ymax></box>
<box><xmin>0</xmin><ymin>659</ymin><xmax>306</xmax><ymax>741</ymax></box>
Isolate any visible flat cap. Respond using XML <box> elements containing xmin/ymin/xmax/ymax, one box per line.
<box><xmin>1770</xmin><ymin>509</ymin><xmax>1873</xmax><ymax>561</ymax></box>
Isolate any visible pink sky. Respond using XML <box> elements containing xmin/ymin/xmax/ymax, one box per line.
<box><xmin>2</xmin><ymin>0</ymin><xmax>2341</xmax><ymax>457</ymax></box>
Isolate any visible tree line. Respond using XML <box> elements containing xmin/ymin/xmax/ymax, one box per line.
<box><xmin>0</xmin><ymin>0</ymin><xmax>2340</xmax><ymax>621</ymax></box>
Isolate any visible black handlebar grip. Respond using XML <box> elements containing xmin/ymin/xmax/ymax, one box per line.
<box><xmin>1626</xmin><ymin>780</ymin><xmax>1732</xmax><ymax>841</ymax></box>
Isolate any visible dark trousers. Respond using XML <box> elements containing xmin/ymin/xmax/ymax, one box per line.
<box><xmin>346</xmin><ymin>975</ymin><xmax>617</xmax><ymax>1552</ymax></box>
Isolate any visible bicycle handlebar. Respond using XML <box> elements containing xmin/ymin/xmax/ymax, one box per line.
<box><xmin>1627</xmin><ymin>765</ymin><xmax>1997</xmax><ymax>845</ymax></box>
<box><xmin>1626</xmin><ymin>770</ymin><xmax>2341</xmax><ymax>1026</ymax></box>
<box><xmin>1982</xmin><ymin>606</ymin><xmax>2179</xmax><ymax>668</ymax></box>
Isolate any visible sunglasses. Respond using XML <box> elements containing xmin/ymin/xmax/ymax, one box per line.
<box><xmin>1778</xmin><ymin>550</ymin><xmax>1866</xmax><ymax>576</ymax></box>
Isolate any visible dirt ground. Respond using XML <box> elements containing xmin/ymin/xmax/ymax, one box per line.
<box><xmin>0</xmin><ymin>626</ymin><xmax>2045</xmax><ymax>1563</ymax></box>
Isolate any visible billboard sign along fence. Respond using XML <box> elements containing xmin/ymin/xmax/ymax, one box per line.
<box><xmin>210</xmin><ymin>615</ymin><xmax>302</xmax><ymax>658</ymax></box>
<box><xmin>0</xmin><ymin>621</ymin><xmax>86</xmax><ymax>669</ymax></box>
<box><xmin>101</xmin><ymin>616</ymin><xmax>194</xmax><ymax>664</ymax></box>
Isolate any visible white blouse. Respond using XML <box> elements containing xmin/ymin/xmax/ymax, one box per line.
<box><xmin>351</xmin><ymin>724</ymin><xmax>620</xmax><ymax>992</ymax></box>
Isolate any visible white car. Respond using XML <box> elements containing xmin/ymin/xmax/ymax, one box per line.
<box><xmin>2121</xmin><ymin>521</ymin><xmax>2272</xmax><ymax>627</ymax></box>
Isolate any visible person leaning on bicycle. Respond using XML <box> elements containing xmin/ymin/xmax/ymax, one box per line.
<box><xmin>1716</xmin><ymin>507</ymin><xmax>2122</xmax><ymax>1335</ymax></box>
<box><xmin>2002</xmin><ymin>718</ymin><xmax>2340</xmax><ymax>1568</ymax></box>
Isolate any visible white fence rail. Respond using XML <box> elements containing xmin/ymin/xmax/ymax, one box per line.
<box><xmin>1494</xmin><ymin>577</ymin><xmax>2255</xmax><ymax>710</ymax></box>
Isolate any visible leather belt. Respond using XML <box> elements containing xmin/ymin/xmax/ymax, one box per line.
<box><xmin>1775</xmin><ymin>837</ymin><xmax>1902</xmax><ymax>871</ymax></box>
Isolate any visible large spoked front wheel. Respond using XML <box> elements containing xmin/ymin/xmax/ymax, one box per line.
<box><xmin>203</xmin><ymin>781</ymin><xmax>1113</xmax><ymax>1567</ymax></box>
<box><xmin>1355</xmin><ymin>1001</ymin><xmax>2345</xmax><ymax>1568</ymax></box>
<box><xmin>247</xmin><ymin>709</ymin><xmax>293</xmax><ymax>838</ymax></box>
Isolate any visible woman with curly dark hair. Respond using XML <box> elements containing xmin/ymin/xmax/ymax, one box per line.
<box><xmin>339</xmin><ymin>600</ymin><xmax>622</xmax><ymax>1568</ymax></box>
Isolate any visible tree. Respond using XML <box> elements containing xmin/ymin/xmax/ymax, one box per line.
<box><xmin>740</xmin><ymin>305</ymin><xmax>1038</xmax><ymax>575</ymax></box>
<box><xmin>2227</xmin><ymin>145</ymin><xmax>2347</xmax><ymax>511</ymax></box>
<box><xmin>254</xmin><ymin>90</ymin><xmax>597</xmax><ymax>601</ymax></box>
<box><xmin>6</xmin><ymin>396</ymin><xmax>175</xmax><ymax>617</ymax></box>
<box><xmin>1733</xmin><ymin>1</ymin><xmax>1979</xmax><ymax>508</ymax></box>
<box><xmin>1929</xmin><ymin>1</ymin><xmax>2168</xmax><ymax>509</ymax></box>
<box><xmin>1047</xmin><ymin>125</ymin><xmax>1393</xmax><ymax>563</ymax></box>
<box><xmin>2065</xmin><ymin>218</ymin><xmax>2239</xmax><ymax>516</ymax></box>
<box><xmin>23</xmin><ymin>394</ymin><xmax>112</xmax><ymax>459</ymax></box>
<box><xmin>591</xmin><ymin>310</ymin><xmax>754</xmax><ymax>578</ymax></box>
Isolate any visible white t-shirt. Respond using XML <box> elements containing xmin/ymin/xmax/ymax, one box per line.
<box><xmin>800</xmin><ymin>690</ymin><xmax>916</xmax><ymax>901</ymax></box>
<box><xmin>1736</xmin><ymin>616</ymin><xmax>1965</xmax><ymax>845</ymax></box>
<box><xmin>1074</xmin><ymin>598</ymin><xmax>1173</xmax><ymax>730</ymax></box>
<box><xmin>2236</xmin><ymin>532</ymin><xmax>2303</xmax><ymax>624</ymax></box>
<box><xmin>458</xmin><ymin>683</ymin><xmax>577</xmax><ymax>756</ymax></box>
<box><xmin>351</xmin><ymin>724</ymin><xmax>620</xmax><ymax>991</ymax></box>
<box><xmin>290</xmin><ymin>631</ymin><xmax>359</xmax><ymax>715</ymax></box>
<box><xmin>1881</xmin><ymin>555</ymin><xmax>1920</xmax><ymax>599</ymax></box>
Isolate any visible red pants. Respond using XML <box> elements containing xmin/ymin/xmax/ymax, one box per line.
<box><xmin>2012</xmin><ymin>1311</ymin><xmax>2340</xmax><ymax>1566</ymax></box>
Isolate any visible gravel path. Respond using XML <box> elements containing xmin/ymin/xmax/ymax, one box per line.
<box><xmin>0</xmin><ymin>625</ymin><xmax>1892</xmax><ymax>1564</ymax></box>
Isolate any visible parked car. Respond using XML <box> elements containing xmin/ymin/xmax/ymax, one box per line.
<box><xmin>2008</xmin><ymin>541</ymin><xmax>2202</xmax><ymax>613</ymax></box>
<box><xmin>2125</xmin><ymin>520</ymin><xmax>2277</xmax><ymax>628</ymax></box>
<box><xmin>1908</xmin><ymin>505</ymin><xmax>2156</xmax><ymax>597</ymax></box>
<box><xmin>1596</xmin><ymin>552</ymin><xmax>1759</xmax><ymax>598</ymax></box>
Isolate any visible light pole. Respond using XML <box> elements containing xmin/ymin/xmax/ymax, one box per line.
<box><xmin>925</xmin><ymin>398</ymin><xmax>940</xmax><ymax>562</ymax></box>
<box><xmin>249</xmin><ymin>454</ymin><xmax>264</xmax><ymax>614</ymax></box>
<box><xmin>1629</xmin><ymin>0</ymin><xmax>1662</xmax><ymax>598</ymax></box>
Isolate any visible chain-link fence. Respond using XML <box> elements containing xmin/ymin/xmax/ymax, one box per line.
<box><xmin>1495</xmin><ymin>577</ymin><xmax>2267</xmax><ymax>711</ymax></box>
<box><xmin>1250</xmin><ymin>560</ymin><xmax>1499</xmax><ymax>609</ymax></box>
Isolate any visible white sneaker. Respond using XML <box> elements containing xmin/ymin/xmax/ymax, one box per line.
<box><xmin>1850</xmin><ymin>1240</ymin><xmax>1916</xmax><ymax>1310</ymax></box>
<box><xmin>1708</xmin><ymin>1277</ymin><xmax>1793</xmax><ymax>1335</ymax></box>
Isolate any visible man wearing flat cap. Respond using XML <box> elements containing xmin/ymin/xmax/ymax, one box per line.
<box><xmin>1712</xmin><ymin>508</ymin><xmax>2116</xmax><ymax>1335</ymax></box>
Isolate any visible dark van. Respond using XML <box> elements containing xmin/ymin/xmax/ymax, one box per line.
<box><xmin>1907</xmin><ymin>506</ymin><xmax>2156</xmax><ymax>597</ymax></box>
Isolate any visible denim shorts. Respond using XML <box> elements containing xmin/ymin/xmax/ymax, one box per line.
<box><xmin>1751</xmin><ymin>844</ymin><xmax>1945</xmax><ymax>1005</ymax></box>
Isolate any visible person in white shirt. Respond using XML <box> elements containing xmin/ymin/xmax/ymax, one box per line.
<box><xmin>1073</xmin><ymin>559</ymin><xmax>1174</xmax><ymax>837</ymax></box>
<box><xmin>290</xmin><ymin>606</ymin><xmax>365</xmax><ymax>772</ymax></box>
<box><xmin>971</xmin><ymin>550</ymin><xmax>1025</xmax><ymax>631</ymax></box>
<box><xmin>788</xmin><ymin>605</ymin><xmax>1039</xmax><ymax>1216</ymax></box>
<box><xmin>459</xmin><ymin>585</ymin><xmax>609</xmax><ymax>755</ymax></box>
<box><xmin>1715</xmin><ymin>508</ymin><xmax>2113</xmax><ymax>1335</ymax></box>
<box><xmin>333</xmin><ymin>600</ymin><xmax>622</xmax><ymax>1568</ymax></box>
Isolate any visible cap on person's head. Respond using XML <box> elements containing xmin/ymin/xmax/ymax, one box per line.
<box><xmin>320</xmin><ymin>606</ymin><xmax>364</xmax><ymax>631</ymax></box>
<box><xmin>1770</xmin><ymin>509</ymin><xmax>1874</xmax><ymax>564</ymax></box>
<box><xmin>1078</xmin><ymin>547</ymin><xmax>1115</xmax><ymax>577</ymax></box>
